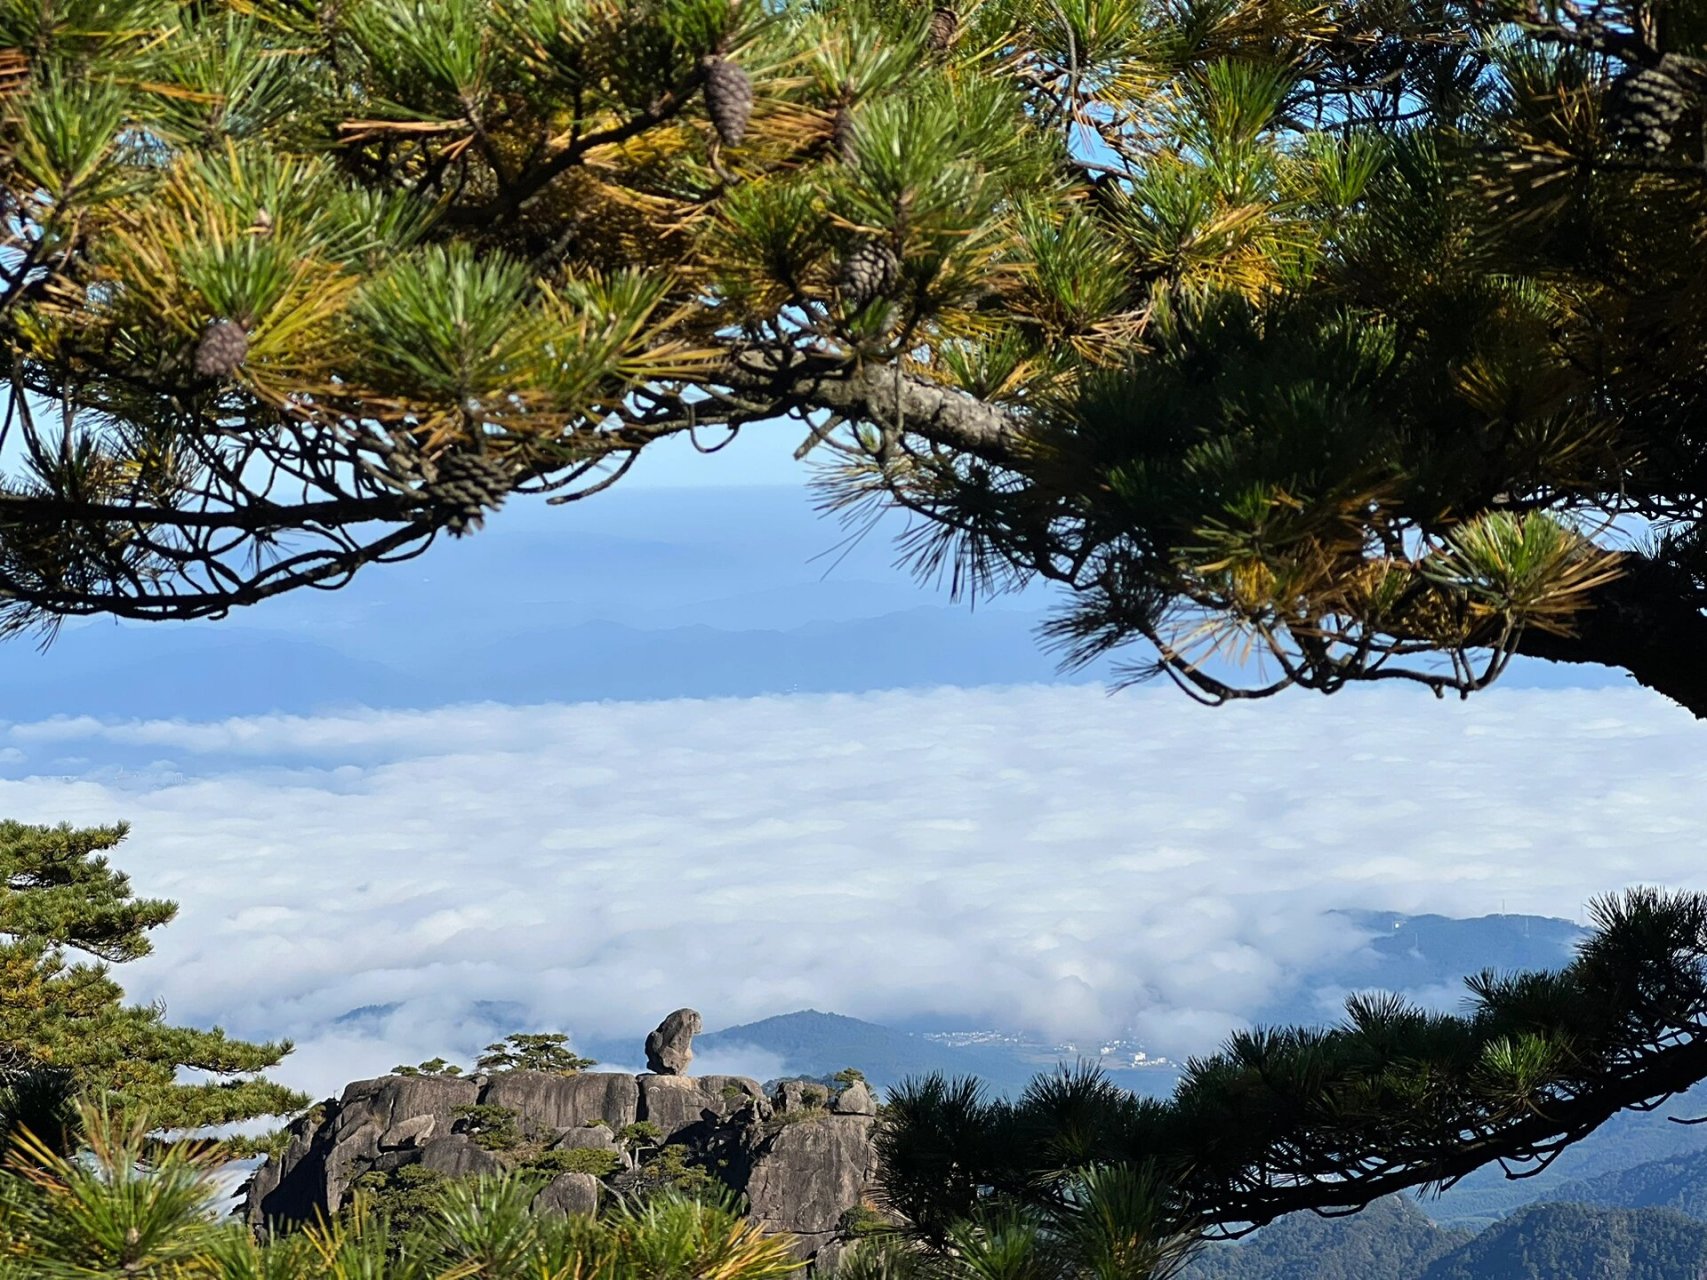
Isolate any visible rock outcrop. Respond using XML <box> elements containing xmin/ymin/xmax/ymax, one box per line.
<box><xmin>644</xmin><ymin>1007</ymin><xmax>702</xmax><ymax>1075</ymax></box>
<box><xmin>483</xmin><ymin>1069</ymin><xmax>639</xmax><ymax>1131</ymax></box>
<box><xmin>831</xmin><ymin>1080</ymin><xmax>877</xmax><ymax>1116</ymax></box>
<box><xmin>246</xmin><ymin>1073</ymin><xmax>483</xmax><ymax>1220</ymax></box>
<box><xmin>245</xmin><ymin>1056</ymin><xmax>882</xmax><ymax>1270</ymax></box>
<box><xmin>639</xmin><ymin>1073</ymin><xmax>765</xmax><ymax>1137</ymax></box>
<box><xmin>533</xmin><ymin>1170</ymin><xmax>601</xmax><ymax>1217</ymax></box>
<box><xmin>747</xmin><ymin>1115</ymin><xmax>881</xmax><ymax>1256</ymax></box>
<box><xmin>418</xmin><ymin>1133</ymin><xmax>504</xmax><ymax>1179</ymax></box>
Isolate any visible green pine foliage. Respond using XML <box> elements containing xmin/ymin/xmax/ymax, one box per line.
<box><xmin>348</xmin><ymin>1164</ymin><xmax>457</xmax><ymax>1243</ymax></box>
<box><xmin>617</xmin><ymin>1121</ymin><xmax>664</xmax><ymax>1152</ymax></box>
<box><xmin>866</xmin><ymin>888</ymin><xmax>1707</xmax><ymax>1276</ymax></box>
<box><xmin>1</xmin><ymin>0</ymin><xmax>1702</xmax><ymax>711</ymax></box>
<box><xmin>527</xmin><ymin>1146</ymin><xmax>624</xmax><ymax>1178</ymax></box>
<box><xmin>0</xmin><ymin>819</ymin><xmax>305</xmax><ymax>1133</ymax></box>
<box><xmin>629</xmin><ymin>1144</ymin><xmax>717</xmax><ymax>1197</ymax></box>
<box><xmin>391</xmin><ymin>1031</ymin><xmax>596</xmax><ymax>1080</ymax></box>
<box><xmin>0</xmin><ymin>1102</ymin><xmax>805</xmax><ymax>1278</ymax></box>
<box><xmin>452</xmin><ymin>1103</ymin><xmax>524</xmax><ymax>1152</ymax></box>
<box><xmin>0</xmin><ymin>1106</ymin><xmax>232</xmax><ymax>1278</ymax></box>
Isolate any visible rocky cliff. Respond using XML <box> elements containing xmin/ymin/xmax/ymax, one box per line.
<box><xmin>244</xmin><ymin>1015</ymin><xmax>883</xmax><ymax>1267</ymax></box>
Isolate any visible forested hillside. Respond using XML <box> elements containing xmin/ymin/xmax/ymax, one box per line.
<box><xmin>1179</xmin><ymin>1198</ymin><xmax>1707</xmax><ymax>1280</ymax></box>
<box><xmin>1423</xmin><ymin>1204</ymin><xmax>1707</xmax><ymax>1280</ymax></box>
<box><xmin>1551</xmin><ymin>1149</ymin><xmax>1707</xmax><ymax>1220</ymax></box>
<box><xmin>1180</xmin><ymin>1198</ymin><xmax>1469</xmax><ymax>1280</ymax></box>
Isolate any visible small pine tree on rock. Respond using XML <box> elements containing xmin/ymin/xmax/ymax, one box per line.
<box><xmin>475</xmin><ymin>1032</ymin><xmax>597</xmax><ymax>1076</ymax></box>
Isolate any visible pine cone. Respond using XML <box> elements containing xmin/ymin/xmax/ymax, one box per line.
<box><xmin>703</xmin><ymin>56</ymin><xmax>754</xmax><ymax>147</ymax></box>
<box><xmin>192</xmin><ymin>319</ymin><xmax>248</xmax><ymax>379</ymax></box>
<box><xmin>832</xmin><ymin>103</ymin><xmax>858</xmax><ymax>164</ymax></box>
<box><xmin>1606</xmin><ymin>62</ymin><xmax>1693</xmax><ymax>155</ymax></box>
<box><xmin>928</xmin><ymin>6</ymin><xmax>958</xmax><ymax>51</ymax></box>
<box><xmin>424</xmin><ymin>451</ymin><xmax>513</xmax><ymax>536</ymax></box>
<box><xmin>839</xmin><ymin>239</ymin><xmax>901</xmax><ymax>309</ymax></box>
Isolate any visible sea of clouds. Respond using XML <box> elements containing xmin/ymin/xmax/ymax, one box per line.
<box><xmin>1</xmin><ymin>682</ymin><xmax>1702</xmax><ymax>1099</ymax></box>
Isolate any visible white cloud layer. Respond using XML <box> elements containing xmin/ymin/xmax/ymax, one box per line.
<box><xmin>1</xmin><ymin>683</ymin><xmax>1703</xmax><ymax>1099</ymax></box>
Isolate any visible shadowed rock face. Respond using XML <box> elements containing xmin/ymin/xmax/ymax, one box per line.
<box><xmin>644</xmin><ymin>1008</ymin><xmax>703</xmax><ymax>1075</ymax></box>
<box><xmin>247</xmin><ymin>1074</ymin><xmax>480</xmax><ymax>1222</ymax></box>
<box><xmin>418</xmin><ymin>1134</ymin><xmax>504</xmax><ymax>1180</ymax></box>
<box><xmin>747</xmin><ymin>1115</ymin><xmax>881</xmax><ymax>1256</ymax></box>
<box><xmin>245</xmin><ymin>1067</ymin><xmax>881</xmax><ymax>1268</ymax></box>
<box><xmin>639</xmin><ymin>1074</ymin><xmax>766</xmax><ymax>1138</ymax></box>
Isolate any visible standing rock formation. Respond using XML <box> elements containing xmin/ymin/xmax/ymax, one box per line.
<box><xmin>831</xmin><ymin>1080</ymin><xmax>877</xmax><ymax>1116</ymax></box>
<box><xmin>644</xmin><ymin>1007</ymin><xmax>702</xmax><ymax>1075</ymax></box>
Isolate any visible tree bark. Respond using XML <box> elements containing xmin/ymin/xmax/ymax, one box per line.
<box><xmin>1512</xmin><ymin>554</ymin><xmax>1707</xmax><ymax>719</ymax></box>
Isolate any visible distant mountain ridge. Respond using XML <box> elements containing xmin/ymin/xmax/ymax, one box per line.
<box><xmin>0</xmin><ymin>608</ymin><xmax>1105</xmax><ymax>723</ymax></box>
<box><xmin>1426</xmin><ymin>1094</ymin><xmax>1707</xmax><ymax>1227</ymax></box>
<box><xmin>1424</xmin><ymin>1202</ymin><xmax>1707</xmax><ymax>1280</ymax></box>
<box><xmin>690</xmin><ymin>1009</ymin><xmax>1184</xmax><ymax>1099</ymax></box>
<box><xmin>0</xmin><ymin>483</ymin><xmax>1614</xmax><ymax>726</ymax></box>
<box><xmin>1249</xmin><ymin>910</ymin><xmax>1584</xmax><ymax>1029</ymax></box>
<box><xmin>1181</xmin><ymin>1197</ymin><xmax>1469</xmax><ymax>1280</ymax></box>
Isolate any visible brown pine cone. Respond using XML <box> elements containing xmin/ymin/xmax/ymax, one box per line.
<box><xmin>928</xmin><ymin>6</ymin><xmax>958</xmax><ymax>51</ymax></box>
<box><xmin>1606</xmin><ymin>61</ymin><xmax>1694</xmax><ymax>155</ymax></box>
<box><xmin>424</xmin><ymin>452</ymin><xmax>513</xmax><ymax>536</ymax></box>
<box><xmin>839</xmin><ymin>239</ymin><xmax>901</xmax><ymax>309</ymax></box>
<box><xmin>704</xmin><ymin>56</ymin><xmax>754</xmax><ymax>147</ymax></box>
<box><xmin>193</xmin><ymin>319</ymin><xmax>249</xmax><ymax>379</ymax></box>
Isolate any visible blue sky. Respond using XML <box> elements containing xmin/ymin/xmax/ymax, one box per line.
<box><xmin>0</xmin><ymin>434</ymin><xmax>1695</xmax><ymax>1099</ymax></box>
<box><xmin>13</xmin><ymin>430</ymin><xmax>1615</xmax><ymax>720</ymax></box>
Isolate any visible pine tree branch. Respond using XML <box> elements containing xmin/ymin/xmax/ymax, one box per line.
<box><xmin>724</xmin><ymin>346</ymin><xmax>1028</xmax><ymax>467</ymax></box>
<box><xmin>1509</xmin><ymin>553</ymin><xmax>1707</xmax><ymax>718</ymax></box>
<box><xmin>1206</xmin><ymin>1030</ymin><xmax>1707</xmax><ymax>1233</ymax></box>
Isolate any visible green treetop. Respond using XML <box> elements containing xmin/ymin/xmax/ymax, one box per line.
<box><xmin>0</xmin><ymin>819</ymin><xmax>307</xmax><ymax>1132</ymax></box>
<box><xmin>0</xmin><ymin>0</ymin><xmax>1704</xmax><ymax>714</ymax></box>
<box><xmin>475</xmin><ymin>1032</ymin><xmax>598</xmax><ymax>1075</ymax></box>
<box><xmin>393</xmin><ymin>1057</ymin><xmax>465</xmax><ymax>1078</ymax></box>
<box><xmin>393</xmin><ymin>1033</ymin><xmax>598</xmax><ymax>1077</ymax></box>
